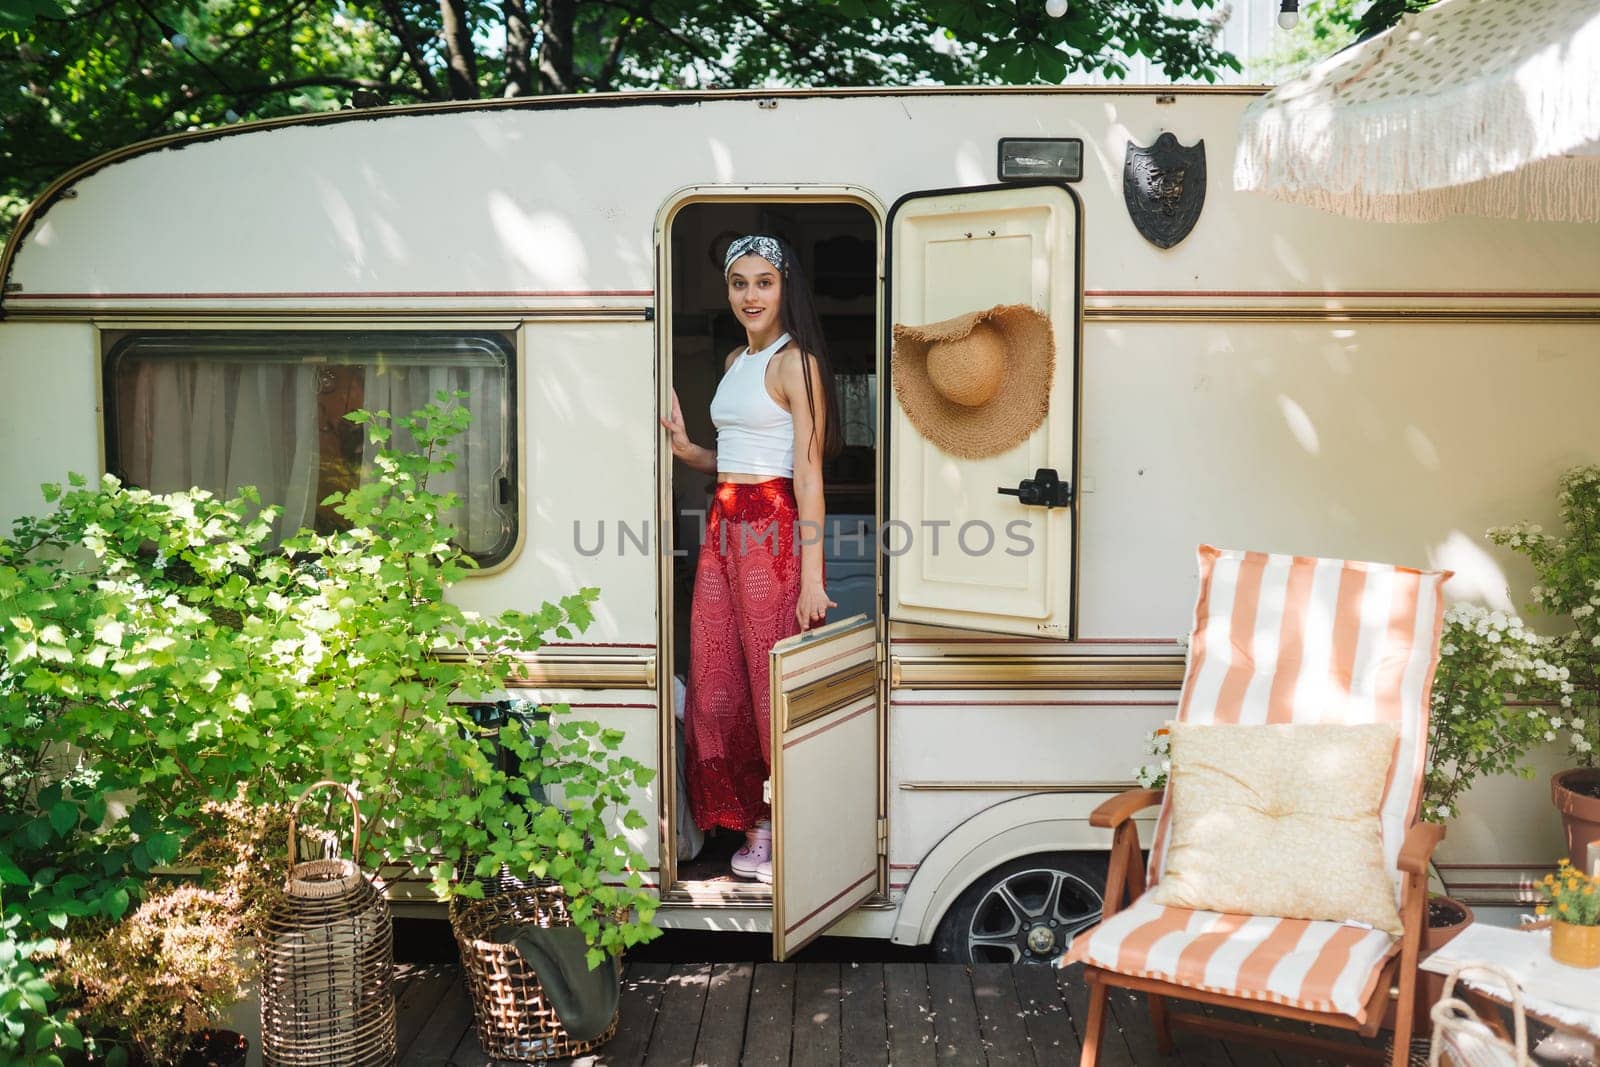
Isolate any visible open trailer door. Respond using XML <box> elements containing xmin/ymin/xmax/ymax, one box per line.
<box><xmin>769</xmin><ymin>614</ymin><xmax>880</xmax><ymax>960</ymax></box>
<box><xmin>886</xmin><ymin>182</ymin><xmax>1082</xmax><ymax>638</ymax></box>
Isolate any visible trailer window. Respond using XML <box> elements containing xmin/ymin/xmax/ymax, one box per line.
<box><xmin>103</xmin><ymin>330</ymin><xmax>516</xmax><ymax>564</ymax></box>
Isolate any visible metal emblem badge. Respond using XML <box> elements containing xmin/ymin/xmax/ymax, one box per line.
<box><xmin>1123</xmin><ymin>132</ymin><xmax>1206</xmax><ymax>249</ymax></box>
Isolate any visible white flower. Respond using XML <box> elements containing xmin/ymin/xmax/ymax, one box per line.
<box><xmin>1550</xmin><ymin>717</ymin><xmax>1565</xmax><ymax>729</ymax></box>
<box><xmin>1434</xmin><ymin>805</ymin><xmax>1451</xmax><ymax>819</ymax></box>
<box><xmin>1510</xmin><ymin>535</ymin><xmax>1523</xmax><ymax>547</ymax></box>
<box><xmin>1441</xmin><ymin>643</ymin><xmax>1458</xmax><ymax>657</ymax></box>
<box><xmin>1546</xmin><ymin>730</ymin><xmax>1558</xmax><ymax>742</ymax></box>
<box><xmin>1574</xmin><ymin>733</ymin><xmax>1587</xmax><ymax>747</ymax></box>
<box><xmin>1486</xmin><ymin>631</ymin><xmax>1502</xmax><ymax>644</ymax></box>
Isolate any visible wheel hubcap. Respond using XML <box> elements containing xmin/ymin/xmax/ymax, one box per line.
<box><xmin>967</xmin><ymin>867</ymin><xmax>1103</xmax><ymax>964</ymax></box>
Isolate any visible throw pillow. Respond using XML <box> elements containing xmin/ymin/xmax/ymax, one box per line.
<box><xmin>1146</xmin><ymin>720</ymin><xmax>1403</xmax><ymax>936</ymax></box>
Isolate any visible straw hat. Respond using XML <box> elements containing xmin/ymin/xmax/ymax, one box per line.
<box><xmin>891</xmin><ymin>304</ymin><xmax>1056</xmax><ymax>459</ymax></box>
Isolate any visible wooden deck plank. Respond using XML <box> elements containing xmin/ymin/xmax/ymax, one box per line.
<box><xmin>644</xmin><ymin>962</ymin><xmax>712</xmax><ymax>1065</ymax></box>
<box><xmin>971</xmin><ymin>964</ymin><xmax>1037</xmax><ymax>1066</ymax></box>
<box><xmin>926</xmin><ymin>964</ymin><xmax>985</xmax><ymax>1064</ymax></box>
<box><xmin>1011</xmin><ymin>964</ymin><xmax>1080</xmax><ymax>1062</ymax></box>
<box><xmin>742</xmin><ymin>962</ymin><xmax>797</xmax><ymax>1067</ymax></box>
<box><xmin>396</xmin><ymin>979</ymin><xmax>475</xmax><ymax>1067</ymax></box>
<box><xmin>592</xmin><ymin>960</ymin><xmax>671</xmax><ymax>1067</ymax></box>
<box><xmin>791</xmin><ymin>962</ymin><xmax>843</xmax><ymax>1067</ymax></box>
<box><xmin>840</xmin><ymin>962</ymin><xmax>888</xmax><ymax>1067</ymax></box>
<box><xmin>393</xmin><ymin>963</ymin><xmax>456</xmax><ymax>1059</ymax></box>
<box><xmin>1058</xmin><ymin>964</ymin><xmax>1136</xmax><ymax>1067</ymax></box>
<box><xmin>1108</xmin><ymin>987</ymin><xmax>1173</xmax><ymax>1066</ymax></box>
<box><xmin>693</xmin><ymin>962</ymin><xmax>755</xmax><ymax>1067</ymax></box>
<box><xmin>883</xmin><ymin>962</ymin><xmax>937</xmax><ymax>1067</ymax></box>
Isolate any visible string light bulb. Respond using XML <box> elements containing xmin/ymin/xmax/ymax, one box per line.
<box><xmin>1277</xmin><ymin>0</ymin><xmax>1299</xmax><ymax>29</ymax></box>
<box><xmin>1045</xmin><ymin>0</ymin><xmax>1068</xmax><ymax>17</ymax></box>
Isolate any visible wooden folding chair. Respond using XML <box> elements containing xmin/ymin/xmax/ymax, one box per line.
<box><xmin>1062</xmin><ymin>545</ymin><xmax>1450</xmax><ymax>1067</ymax></box>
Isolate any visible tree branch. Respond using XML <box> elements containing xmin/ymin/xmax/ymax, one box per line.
<box><xmin>379</xmin><ymin>0</ymin><xmax>444</xmax><ymax>100</ymax></box>
<box><xmin>593</xmin><ymin>11</ymin><xmax>636</xmax><ymax>92</ymax></box>
<box><xmin>502</xmin><ymin>0</ymin><xmax>535</xmax><ymax>97</ymax></box>
<box><xmin>589</xmin><ymin>0</ymin><xmax>731</xmax><ymax>83</ymax></box>
<box><xmin>538</xmin><ymin>0</ymin><xmax>576</xmax><ymax>94</ymax></box>
<box><xmin>437</xmin><ymin>0</ymin><xmax>479</xmax><ymax>99</ymax></box>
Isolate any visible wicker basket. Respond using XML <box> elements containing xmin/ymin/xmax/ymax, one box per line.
<box><xmin>449</xmin><ymin>880</ymin><xmax>619</xmax><ymax>1063</ymax></box>
<box><xmin>261</xmin><ymin>781</ymin><xmax>396</xmax><ymax>1067</ymax></box>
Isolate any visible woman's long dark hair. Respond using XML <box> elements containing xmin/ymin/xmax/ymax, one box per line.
<box><xmin>769</xmin><ymin>236</ymin><xmax>844</xmax><ymax>464</ymax></box>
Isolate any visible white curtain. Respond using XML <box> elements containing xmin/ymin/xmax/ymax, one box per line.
<box><xmin>122</xmin><ymin>360</ymin><xmax>320</xmax><ymax>544</ymax></box>
<box><xmin>359</xmin><ymin>364</ymin><xmax>507</xmax><ymax>554</ymax></box>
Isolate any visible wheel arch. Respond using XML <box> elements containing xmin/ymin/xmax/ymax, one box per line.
<box><xmin>889</xmin><ymin>792</ymin><xmax>1149</xmax><ymax>946</ymax></box>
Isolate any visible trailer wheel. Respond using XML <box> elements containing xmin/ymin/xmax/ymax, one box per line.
<box><xmin>931</xmin><ymin>852</ymin><xmax>1107</xmax><ymax>965</ymax></box>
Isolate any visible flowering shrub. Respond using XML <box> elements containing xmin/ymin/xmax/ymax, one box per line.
<box><xmin>1489</xmin><ymin>464</ymin><xmax>1600</xmax><ymax>768</ymax></box>
<box><xmin>1423</xmin><ymin>605</ymin><xmax>1572</xmax><ymax>822</ymax></box>
<box><xmin>1535</xmin><ymin>860</ymin><xmax>1599</xmax><ymax>926</ymax></box>
<box><xmin>1134</xmin><ymin>726</ymin><xmax>1170</xmax><ymax>790</ymax></box>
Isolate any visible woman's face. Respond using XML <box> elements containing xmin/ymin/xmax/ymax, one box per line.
<box><xmin>726</xmin><ymin>254</ymin><xmax>783</xmax><ymax>332</ymax></box>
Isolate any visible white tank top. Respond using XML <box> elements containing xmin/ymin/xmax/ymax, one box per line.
<box><xmin>709</xmin><ymin>332</ymin><xmax>795</xmax><ymax>478</ymax></box>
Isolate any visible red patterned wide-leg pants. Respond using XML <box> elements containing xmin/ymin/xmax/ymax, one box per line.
<box><xmin>685</xmin><ymin>479</ymin><xmax>803</xmax><ymax>832</ymax></box>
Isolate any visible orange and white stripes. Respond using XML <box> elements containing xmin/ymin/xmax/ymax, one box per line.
<box><xmin>1151</xmin><ymin>545</ymin><xmax>1450</xmax><ymax>899</ymax></box>
<box><xmin>1063</xmin><ymin>545</ymin><xmax>1450</xmax><ymax>1023</ymax></box>
<box><xmin>1066</xmin><ymin>897</ymin><xmax>1398</xmax><ymax>1023</ymax></box>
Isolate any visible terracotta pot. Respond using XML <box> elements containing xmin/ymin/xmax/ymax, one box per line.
<box><xmin>1553</xmin><ymin>768</ymin><xmax>1600</xmax><ymax>867</ymax></box>
<box><xmin>1413</xmin><ymin>895</ymin><xmax>1474</xmax><ymax>1036</ymax></box>
<box><xmin>1550</xmin><ymin>919</ymin><xmax>1600</xmax><ymax>969</ymax></box>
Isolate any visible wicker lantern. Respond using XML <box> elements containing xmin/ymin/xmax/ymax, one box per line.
<box><xmin>261</xmin><ymin>781</ymin><xmax>396</xmax><ymax>1067</ymax></box>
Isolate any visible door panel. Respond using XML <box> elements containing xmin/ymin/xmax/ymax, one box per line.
<box><xmin>887</xmin><ymin>183</ymin><xmax>1082</xmax><ymax>638</ymax></box>
<box><xmin>770</xmin><ymin>615</ymin><xmax>881</xmax><ymax>960</ymax></box>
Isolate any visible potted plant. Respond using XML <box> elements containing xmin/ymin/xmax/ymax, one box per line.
<box><xmin>1535</xmin><ymin>860</ymin><xmax>1599</xmax><ymax>968</ymax></box>
<box><xmin>1489</xmin><ymin>464</ymin><xmax>1600</xmax><ymax>865</ymax></box>
<box><xmin>0</xmin><ymin>394</ymin><xmax>658</xmax><ymax>1061</ymax></box>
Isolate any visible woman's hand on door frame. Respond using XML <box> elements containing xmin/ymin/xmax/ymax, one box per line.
<box><xmin>796</xmin><ymin>580</ymin><xmax>837</xmax><ymax>631</ymax></box>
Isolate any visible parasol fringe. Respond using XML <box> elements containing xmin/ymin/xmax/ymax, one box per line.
<box><xmin>1235</xmin><ymin>0</ymin><xmax>1600</xmax><ymax>223</ymax></box>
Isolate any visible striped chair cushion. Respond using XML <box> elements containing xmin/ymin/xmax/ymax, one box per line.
<box><xmin>1149</xmin><ymin>545</ymin><xmax>1451</xmax><ymax>901</ymax></box>
<box><xmin>1064</xmin><ymin>897</ymin><xmax>1398</xmax><ymax>1023</ymax></box>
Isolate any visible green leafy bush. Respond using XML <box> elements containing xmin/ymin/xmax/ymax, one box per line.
<box><xmin>1</xmin><ymin>393</ymin><xmax>657</xmax><ymax>1056</ymax></box>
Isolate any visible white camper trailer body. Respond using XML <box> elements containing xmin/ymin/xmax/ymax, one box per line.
<box><xmin>3</xmin><ymin>87</ymin><xmax>1597</xmax><ymax>960</ymax></box>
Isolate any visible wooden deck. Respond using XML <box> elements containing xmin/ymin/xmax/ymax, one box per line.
<box><xmin>391</xmin><ymin>961</ymin><xmax>1394</xmax><ymax>1066</ymax></box>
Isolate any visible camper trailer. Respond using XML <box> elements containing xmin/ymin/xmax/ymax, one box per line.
<box><xmin>2</xmin><ymin>86</ymin><xmax>1596</xmax><ymax>963</ymax></box>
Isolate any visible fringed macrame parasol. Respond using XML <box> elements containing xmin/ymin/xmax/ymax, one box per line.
<box><xmin>1236</xmin><ymin>0</ymin><xmax>1600</xmax><ymax>223</ymax></box>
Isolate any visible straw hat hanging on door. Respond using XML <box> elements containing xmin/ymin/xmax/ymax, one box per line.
<box><xmin>891</xmin><ymin>303</ymin><xmax>1056</xmax><ymax>460</ymax></box>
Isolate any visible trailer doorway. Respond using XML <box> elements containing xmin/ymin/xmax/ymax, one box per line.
<box><xmin>662</xmin><ymin>193</ymin><xmax>881</xmax><ymax>899</ymax></box>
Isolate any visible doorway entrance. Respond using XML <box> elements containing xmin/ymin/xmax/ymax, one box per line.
<box><xmin>663</xmin><ymin>196</ymin><xmax>880</xmax><ymax>895</ymax></box>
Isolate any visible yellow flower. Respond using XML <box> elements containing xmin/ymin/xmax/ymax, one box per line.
<box><xmin>1536</xmin><ymin>905</ymin><xmax>1547</xmax><ymax>916</ymax></box>
<box><xmin>1544</xmin><ymin>874</ymin><xmax>1556</xmax><ymax>885</ymax></box>
<box><xmin>1559</xmin><ymin>902</ymin><xmax>1570</xmax><ymax>914</ymax></box>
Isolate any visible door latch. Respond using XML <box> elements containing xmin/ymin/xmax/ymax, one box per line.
<box><xmin>997</xmin><ymin>468</ymin><xmax>1074</xmax><ymax>508</ymax></box>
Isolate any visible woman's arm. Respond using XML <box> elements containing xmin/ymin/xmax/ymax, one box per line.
<box><xmin>786</xmin><ymin>351</ymin><xmax>837</xmax><ymax>630</ymax></box>
<box><xmin>661</xmin><ymin>388</ymin><xmax>717</xmax><ymax>474</ymax></box>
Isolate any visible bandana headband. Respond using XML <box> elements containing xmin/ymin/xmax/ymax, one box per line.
<box><xmin>724</xmin><ymin>235</ymin><xmax>786</xmax><ymax>278</ymax></box>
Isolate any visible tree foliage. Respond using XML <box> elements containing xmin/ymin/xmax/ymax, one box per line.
<box><xmin>0</xmin><ymin>0</ymin><xmax>1240</xmax><ymax>235</ymax></box>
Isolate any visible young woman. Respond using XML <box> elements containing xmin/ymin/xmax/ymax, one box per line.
<box><xmin>660</xmin><ymin>234</ymin><xmax>843</xmax><ymax>883</ymax></box>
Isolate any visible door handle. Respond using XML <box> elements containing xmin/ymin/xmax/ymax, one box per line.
<box><xmin>997</xmin><ymin>468</ymin><xmax>1074</xmax><ymax>508</ymax></box>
